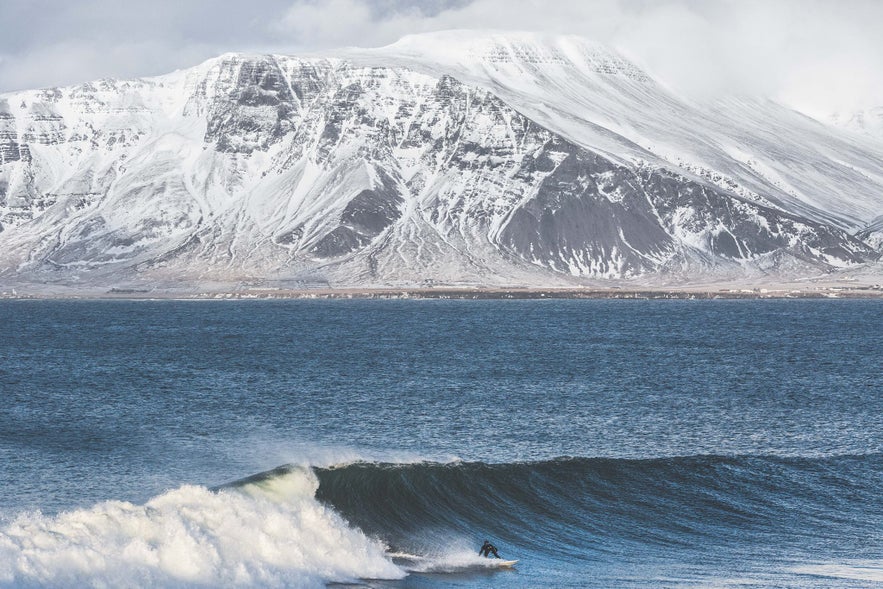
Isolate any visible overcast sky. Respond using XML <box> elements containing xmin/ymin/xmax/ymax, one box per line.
<box><xmin>1</xmin><ymin>0</ymin><xmax>880</xmax><ymax>116</ymax></box>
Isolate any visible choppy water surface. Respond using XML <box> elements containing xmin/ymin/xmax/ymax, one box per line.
<box><xmin>0</xmin><ymin>299</ymin><xmax>881</xmax><ymax>587</ymax></box>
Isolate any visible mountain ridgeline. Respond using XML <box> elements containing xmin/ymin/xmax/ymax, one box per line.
<box><xmin>1</xmin><ymin>32</ymin><xmax>881</xmax><ymax>291</ymax></box>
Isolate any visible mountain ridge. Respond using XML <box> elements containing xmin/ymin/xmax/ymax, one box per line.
<box><xmin>1</xmin><ymin>31</ymin><xmax>880</xmax><ymax>293</ymax></box>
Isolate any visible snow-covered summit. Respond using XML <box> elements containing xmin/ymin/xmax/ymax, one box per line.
<box><xmin>368</xmin><ymin>30</ymin><xmax>648</xmax><ymax>81</ymax></box>
<box><xmin>829</xmin><ymin>107</ymin><xmax>883</xmax><ymax>140</ymax></box>
<box><xmin>0</xmin><ymin>31</ymin><xmax>881</xmax><ymax>293</ymax></box>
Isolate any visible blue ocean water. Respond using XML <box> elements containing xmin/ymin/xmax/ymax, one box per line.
<box><xmin>0</xmin><ymin>299</ymin><xmax>881</xmax><ymax>587</ymax></box>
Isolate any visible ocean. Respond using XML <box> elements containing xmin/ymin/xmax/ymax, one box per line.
<box><xmin>0</xmin><ymin>299</ymin><xmax>880</xmax><ymax>587</ymax></box>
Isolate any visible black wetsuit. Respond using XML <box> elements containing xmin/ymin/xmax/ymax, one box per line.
<box><xmin>479</xmin><ymin>541</ymin><xmax>500</xmax><ymax>558</ymax></box>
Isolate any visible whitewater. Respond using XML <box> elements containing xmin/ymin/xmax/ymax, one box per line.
<box><xmin>1</xmin><ymin>298</ymin><xmax>881</xmax><ymax>588</ymax></box>
<box><xmin>0</xmin><ymin>467</ymin><xmax>401</xmax><ymax>587</ymax></box>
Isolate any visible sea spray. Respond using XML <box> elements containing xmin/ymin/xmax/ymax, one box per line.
<box><xmin>0</xmin><ymin>467</ymin><xmax>403</xmax><ymax>587</ymax></box>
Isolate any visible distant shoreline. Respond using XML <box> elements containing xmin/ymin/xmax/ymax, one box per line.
<box><xmin>3</xmin><ymin>285</ymin><xmax>882</xmax><ymax>300</ymax></box>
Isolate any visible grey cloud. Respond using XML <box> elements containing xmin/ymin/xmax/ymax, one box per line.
<box><xmin>269</xmin><ymin>0</ymin><xmax>883</xmax><ymax>114</ymax></box>
<box><xmin>1</xmin><ymin>0</ymin><xmax>881</xmax><ymax>117</ymax></box>
<box><xmin>0</xmin><ymin>0</ymin><xmax>296</xmax><ymax>91</ymax></box>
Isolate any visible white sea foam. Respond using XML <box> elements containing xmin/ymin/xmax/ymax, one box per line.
<box><xmin>391</xmin><ymin>537</ymin><xmax>515</xmax><ymax>574</ymax></box>
<box><xmin>403</xmin><ymin>549</ymin><xmax>516</xmax><ymax>574</ymax></box>
<box><xmin>792</xmin><ymin>561</ymin><xmax>883</xmax><ymax>582</ymax></box>
<box><xmin>0</xmin><ymin>467</ymin><xmax>404</xmax><ymax>588</ymax></box>
<box><xmin>221</xmin><ymin>433</ymin><xmax>462</xmax><ymax>472</ymax></box>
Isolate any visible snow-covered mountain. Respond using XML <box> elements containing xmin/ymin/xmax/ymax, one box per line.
<box><xmin>1</xmin><ymin>31</ymin><xmax>881</xmax><ymax>292</ymax></box>
<box><xmin>830</xmin><ymin>107</ymin><xmax>883</xmax><ymax>141</ymax></box>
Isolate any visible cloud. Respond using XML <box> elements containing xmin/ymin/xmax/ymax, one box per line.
<box><xmin>0</xmin><ymin>0</ymin><xmax>291</xmax><ymax>92</ymax></box>
<box><xmin>271</xmin><ymin>0</ymin><xmax>477</xmax><ymax>49</ymax></box>
<box><xmin>0</xmin><ymin>41</ymin><xmax>214</xmax><ymax>92</ymax></box>
<box><xmin>1</xmin><ymin>0</ymin><xmax>881</xmax><ymax>116</ymax></box>
<box><xmin>274</xmin><ymin>0</ymin><xmax>379</xmax><ymax>48</ymax></box>
<box><xmin>269</xmin><ymin>0</ymin><xmax>883</xmax><ymax>113</ymax></box>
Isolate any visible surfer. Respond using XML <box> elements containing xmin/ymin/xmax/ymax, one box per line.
<box><xmin>479</xmin><ymin>539</ymin><xmax>501</xmax><ymax>558</ymax></box>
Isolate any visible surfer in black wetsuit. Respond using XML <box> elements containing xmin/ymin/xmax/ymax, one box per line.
<box><xmin>479</xmin><ymin>539</ymin><xmax>501</xmax><ymax>558</ymax></box>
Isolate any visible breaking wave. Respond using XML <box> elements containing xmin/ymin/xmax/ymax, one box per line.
<box><xmin>1</xmin><ymin>453</ymin><xmax>880</xmax><ymax>586</ymax></box>
<box><xmin>0</xmin><ymin>466</ymin><xmax>402</xmax><ymax>588</ymax></box>
<box><xmin>312</xmin><ymin>453</ymin><xmax>883</xmax><ymax>563</ymax></box>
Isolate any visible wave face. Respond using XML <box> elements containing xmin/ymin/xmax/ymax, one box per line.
<box><xmin>314</xmin><ymin>454</ymin><xmax>883</xmax><ymax>566</ymax></box>
<box><xmin>1</xmin><ymin>454</ymin><xmax>881</xmax><ymax>587</ymax></box>
<box><xmin>0</xmin><ymin>467</ymin><xmax>402</xmax><ymax>588</ymax></box>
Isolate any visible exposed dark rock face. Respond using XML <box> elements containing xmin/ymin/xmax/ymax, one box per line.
<box><xmin>500</xmin><ymin>143</ymin><xmax>675</xmax><ymax>276</ymax></box>
<box><xmin>644</xmin><ymin>168</ymin><xmax>874</xmax><ymax>265</ymax></box>
<box><xmin>312</xmin><ymin>177</ymin><xmax>405</xmax><ymax>258</ymax></box>
<box><xmin>0</xmin><ymin>100</ymin><xmax>29</xmax><ymax>166</ymax></box>
<box><xmin>205</xmin><ymin>57</ymin><xmax>300</xmax><ymax>153</ymax></box>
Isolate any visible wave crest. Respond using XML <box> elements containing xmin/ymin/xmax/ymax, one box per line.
<box><xmin>0</xmin><ymin>466</ymin><xmax>403</xmax><ymax>587</ymax></box>
<box><xmin>313</xmin><ymin>454</ymin><xmax>883</xmax><ymax>556</ymax></box>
